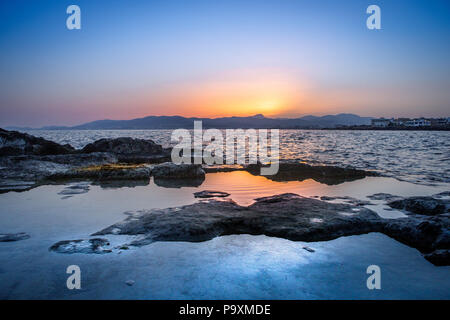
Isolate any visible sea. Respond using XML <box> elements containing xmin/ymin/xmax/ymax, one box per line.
<box><xmin>0</xmin><ymin>129</ymin><xmax>448</xmax><ymax>299</ymax></box>
<box><xmin>22</xmin><ymin>129</ymin><xmax>450</xmax><ymax>185</ymax></box>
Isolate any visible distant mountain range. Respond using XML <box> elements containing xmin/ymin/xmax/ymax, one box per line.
<box><xmin>8</xmin><ymin>113</ymin><xmax>373</xmax><ymax>130</ymax></box>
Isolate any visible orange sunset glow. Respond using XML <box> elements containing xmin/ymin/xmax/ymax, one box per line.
<box><xmin>118</xmin><ymin>69</ymin><xmax>310</xmax><ymax>119</ymax></box>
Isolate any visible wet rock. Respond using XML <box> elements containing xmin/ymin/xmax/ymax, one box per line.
<box><xmin>0</xmin><ymin>152</ymin><xmax>118</xmax><ymax>186</ymax></box>
<box><xmin>62</xmin><ymin>164</ymin><xmax>152</xmax><ymax>181</ymax></box>
<box><xmin>302</xmin><ymin>246</ymin><xmax>315</xmax><ymax>253</ymax></box>
<box><xmin>424</xmin><ymin>250</ymin><xmax>450</xmax><ymax>266</ymax></box>
<box><xmin>81</xmin><ymin>137</ymin><xmax>171</xmax><ymax>163</ymax></box>
<box><xmin>194</xmin><ymin>190</ymin><xmax>230</xmax><ymax>198</ymax></box>
<box><xmin>39</xmin><ymin>152</ymin><xmax>118</xmax><ymax>167</ymax></box>
<box><xmin>319</xmin><ymin>196</ymin><xmax>373</xmax><ymax>206</ymax></box>
<box><xmin>153</xmin><ymin>177</ymin><xmax>205</xmax><ymax>188</ymax></box>
<box><xmin>0</xmin><ymin>180</ymin><xmax>36</xmax><ymax>194</ymax></box>
<box><xmin>93</xmin><ymin>193</ymin><xmax>383</xmax><ymax>246</ymax></box>
<box><xmin>88</xmin><ymin>192</ymin><xmax>450</xmax><ymax>265</ymax></box>
<box><xmin>49</xmin><ymin>238</ymin><xmax>111</xmax><ymax>254</ymax></box>
<box><xmin>367</xmin><ymin>193</ymin><xmax>403</xmax><ymax>202</ymax></box>
<box><xmin>125</xmin><ymin>280</ymin><xmax>135</xmax><ymax>286</ymax></box>
<box><xmin>382</xmin><ymin>215</ymin><xmax>449</xmax><ymax>253</ymax></box>
<box><xmin>151</xmin><ymin>162</ymin><xmax>205</xmax><ymax>179</ymax></box>
<box><xmin>0</xmin><ymin>232</ymin><xmax>30</xmax><ymax>242</ymax></box>
<box><xmin>93</xmin><ymin>179</ymin><xmax>150</xmax><ymax>189</ymax></box>
<box><xmin>434</xmin><ymin>191</ymin><xmax>450</xmax><ymax>198</ymax></box>
<box><xmin>388</xmin><ymin>196</ymin><xmax>448</xmax><ymax>215</ymax></box>
<box><xmin>0</xmin><ymin>131</ymin><xmax>165</xmax><ymax>190</ymax></box>
<box><xmin>0</xmin><ymin>128</ymin><xmax>75</xmax><ymax>156</ymax></box>
<box><xmin>58</xmin><ymin>182</ymin><xmax>90</xmax><ymax>196</ymax></box>
<box><xmin>341</xmin><ymin>198</ymin><xmax>374</xmax><ymax>206</ymax></box>
<box><xmin>202</xmin><ymin>164</ymin><xmax>244</xmax><ymax>173</ymax></box>
<box><xmin>0</xmin><ymin>157</ymin><xmax>71</xmax><ymax>183</ymax></box>
<box><xmin>245</xmin><ymin>161</ymin><xmax>378</xmax><ymax>185</ymax></box>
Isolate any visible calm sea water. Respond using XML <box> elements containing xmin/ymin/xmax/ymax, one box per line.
<box><xmin>23</xmin><ymin>129</ymin><xmax>450</xmax><ymax>185</ymax></box>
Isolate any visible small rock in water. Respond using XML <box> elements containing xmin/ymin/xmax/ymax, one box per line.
<box><xmin>0</xmin><ymin>232</ymin><xmax>30</xmax><ymax>242</ymax></box>
<box><xmin>49</xmin><ymin>238</ymin><xmax>111</xmax><ymax>254</ymax></box>
<box><xmin>152</xmin><ymin>162</ymin><xmax>205</xmax><ymax>179</ymax></box>
<box><xmin>194</xmin><ymin>190</ymin><xmax>230</xmax><ymax>198</ymax></box>
<box><xmin>302</xmin><ymin>246</ymin><xmax>315</xmax><ymax>253</ymax></box>
<box><xmin>434</xmin><ymin>191</ymin><xmax>450</xmax><ymax>198</ymax></box>
<box><xmin>367</xmin><ymin>193</ymin><xmax>402</xmax><ymax>201</ymax></box>
<box><xmin>58</xmin><ymin>183</ymin><xmax>90</xmax><ymax>196</ymax></box>
<box><xmin>320</xmin><ymin>195</ymin><xmax>373</xmax><ymax>206</ymax></box>
<box><xmin>125</xmin><ymin>280</ymin><xmax>135</xmax><ymax>286</ymax></box>
<box><xmin>388</xmin><ymin>196</ymin><xmax>447</xmax><ymax>215</ymax></box>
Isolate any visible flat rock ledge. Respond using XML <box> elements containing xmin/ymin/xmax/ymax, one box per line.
<box><xmin>201</xmin><ymin>161</ymin><xmax>379</xmax><ymax>186</ymax></box>
<box><xmin>92</xmin><ymin>193</ymin><xmax>383</xmax><ymax>245</ymax></box>
<box><xmin>89</xmin><ymin>193</ymin><xmax>450</xmax><ymax>265</ymax></box>
<box><xmin>57</xmin><ymin>164</ymin><xmax>152</xmax><ymax>181</ymax></box>
<box><xmin>245</xmin><ymin>161</ymin><xmax>379</xmax><ymax>185</ymax></box>
<box><xmin>48</xmin><ymin>193</ymin><xmax>450</xmax><ymax>265</ymax></box>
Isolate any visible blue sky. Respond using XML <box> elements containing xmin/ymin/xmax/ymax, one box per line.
<box><xmin>0</xmin><ymin>0</ymin><xmax>449</xmax><ymax>126</ymax></box>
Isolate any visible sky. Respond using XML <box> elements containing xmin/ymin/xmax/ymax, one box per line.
<box><xmin>0</xmin><ymin>0</ymin><xmax>449</xmax><ymax>127</ymax></box>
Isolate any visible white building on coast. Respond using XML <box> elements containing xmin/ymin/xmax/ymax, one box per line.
<box><xmin>370</xmin><ymin>117</ymin><xmax>447</xmax><ymax>127</ymax></box>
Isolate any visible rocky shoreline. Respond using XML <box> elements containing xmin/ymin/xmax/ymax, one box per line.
<box><xmin>1</xmin><ymin>128</ymin><xmax>449</xmax><ymax>266</ymax></box>
<box><xmin>0</xmin><ymin>128</ymin><xmax>379</xmax><ymax>192</ymax></box>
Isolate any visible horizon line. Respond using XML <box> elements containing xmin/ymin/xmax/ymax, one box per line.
<box><xmin>4</xmin><ymin>113</ymin><xmax>450</xmax><ymax>130</ymax></box>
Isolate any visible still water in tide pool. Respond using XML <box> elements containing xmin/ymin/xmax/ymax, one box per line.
<box><xmin>0</xmin><ymin>172</ymin><xmax>449</xmax><ymax>299</ymax></box>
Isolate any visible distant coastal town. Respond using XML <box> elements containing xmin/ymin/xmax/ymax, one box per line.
<box><xmin>371</xmin><ymin>117</ymin><xmax>450</xmax><ymax>127</ymax></box>
<box><xmin>334</xmin><ymin>117</ymin><xmax>450</xmax><ymax>130</ymax></box>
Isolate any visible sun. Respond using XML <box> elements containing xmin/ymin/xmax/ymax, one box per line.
<box><xmin>256</xmin><ymin>100</ymin><xmax>283</xmax><ymax>113</ymax></box>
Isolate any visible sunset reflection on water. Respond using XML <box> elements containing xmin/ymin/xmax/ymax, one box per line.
<box><xmin>199</xmin><ymin>171</ymin><xmax>346</xmax><ymax>206</ymax></box>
